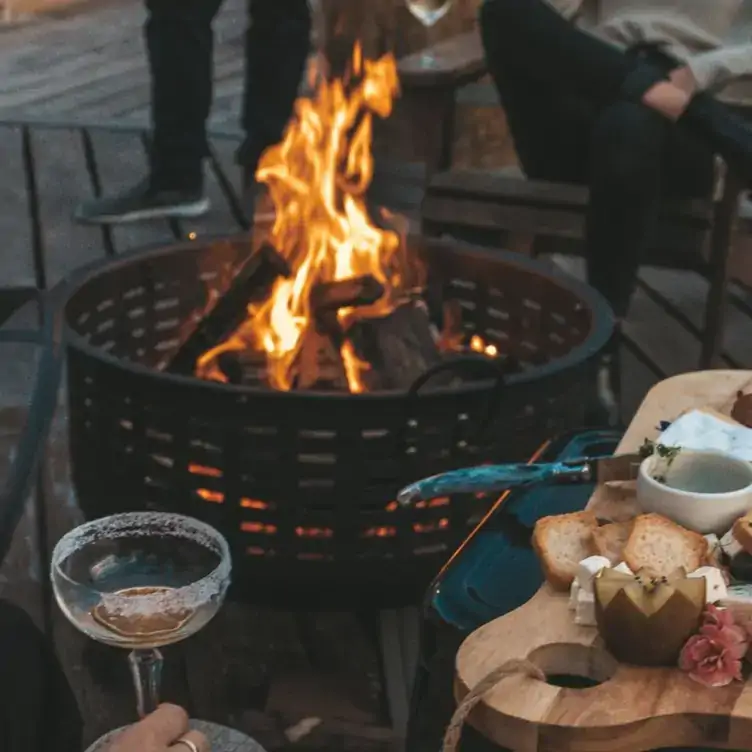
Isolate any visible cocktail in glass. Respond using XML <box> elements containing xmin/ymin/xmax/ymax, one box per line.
<box><xmin>51</xmin><ymin>512</ymin><xmax>232</xmax><ymax>719</ymax></box>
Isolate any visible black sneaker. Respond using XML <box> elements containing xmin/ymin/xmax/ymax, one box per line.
<box><xmin>74</xmin><ymin>179</ymin><xmax>210</xmax><ymax>225</ymax></box>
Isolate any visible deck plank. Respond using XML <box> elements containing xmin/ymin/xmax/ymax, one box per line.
<box><xmin>31</xmin><ymin>127</ymin><xmax>112</xmax><ymax>283</ymax></box>
<box><xmin>551</xmin><ymin>254</ymin><xmax>701</xmax><ymax>377</ymax></box>
<box><xmin>638</xmin><ymin>266</ymin><xmax>752</xmax><ymax>369</ymax></box>
<box><xmin>86</xmin><ymin>128</ymin><xmax>177</xmax><ymax>251</ymax></box>
<box><xmin>0</xmin><ymin>407</ymin><xmax>45</xmax><ymax>631</ymax></box>
<box><xmin>0</xmin><ymin>125</ymin><xmax>36</xmax><ymax>288</ymax></box>
<box><xmin>0</xmin><ymin>0</ymin><xmax>246</xmax><ymax>123</ymax></box>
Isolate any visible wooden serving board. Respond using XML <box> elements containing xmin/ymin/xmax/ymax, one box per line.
<box><xmin>455</xmin><ymin>370</ymin><xmax>752</xmax><ymax>752</ymax></box>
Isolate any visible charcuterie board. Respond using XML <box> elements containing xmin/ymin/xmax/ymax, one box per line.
<box><xmin>454</xmin><ymin>371</ymin><xmax>752</xmax><ymax>752</ymax></box>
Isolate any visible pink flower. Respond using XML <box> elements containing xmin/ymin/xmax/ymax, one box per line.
<box><xmin>679</xmin><ymin>606</ymin><xmax>748</xmax><ymax>688</ymax></box>
<box><xmin>703</xmin><ymin>604</ymin><xmax>738</xmax><ymax>631</ymax></box>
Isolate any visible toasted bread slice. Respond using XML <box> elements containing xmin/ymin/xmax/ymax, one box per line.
<box><xmin>592</xmin><ymin>520</ymin><xmax>634</xmax><ymax>564</ymax></box>
<box><xmin>733</xmin><ymin>512</ymin><xmax>752</xmax><ymax>555</ymax></box>
<box><xmin>532</xmin><ymin>511</ymin><xmax>598</xmax><ymax>591</ymax></box>
<box><xmin>623</xmin><ymin>513</ymin><xmax>708</xmax><ymax>579</ymax></box>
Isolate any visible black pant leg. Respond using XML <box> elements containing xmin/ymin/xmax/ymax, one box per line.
<box><xmin>480</xmin><ymin>0</ymin><xmax>618</xmax><ymax>183</ymax></box>
<box><xmin>585</xmin><ymin>101</ymin><xmax>667</xmax><ymax>317</ymax></box>
<box><xmin>482</xmin><ymin>72</ymin><xmax>596</xmax><ymax>183</ymax></box>
<box><xmin>585</xmin><ymin>100</ymin><xmax>715</xmax><ymax>318</ymax></box>
<box><xmin>480</xmin><ymin>0</ymin><xmax>654</xmax><ymax>103</ymax></box>
<box><xmin>239</xmin><ymin>0</ymin><xmax>311</xmax><ymax>168</ymax></box>
<box><xmin>145</xmin><ymin>0</ymin><xmax>224</xmax><ymax>191</ymax></box>
<box><xmin>0</xmin><ymin>601</ymin><xmax>82</xmax><ymax>752</ymax></box>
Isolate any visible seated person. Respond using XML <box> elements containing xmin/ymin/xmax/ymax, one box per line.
<box><xmin>480</xmin><ymin>0</ymin><xmax>752</xmax><ymax>397</ymax></box>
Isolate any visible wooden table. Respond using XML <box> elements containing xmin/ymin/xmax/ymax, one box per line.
<box><xmin>455</xmin><ymin>370</ymin><xmax>752</xmax><ymax>752</ymax></box>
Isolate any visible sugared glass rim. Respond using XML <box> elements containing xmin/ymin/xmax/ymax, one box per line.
<box><xmin>50</xmin><ymin>512</ymin><xmax>232</xmax><ymax>617</ymax></box>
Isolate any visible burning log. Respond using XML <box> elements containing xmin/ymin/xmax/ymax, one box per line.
<box><xmin>294</xmin><ymin>325</ymin><xmax>349</xmax><ymax>391</ymax></box>
<box><xmin>215</xmin><ymin>350</ymin><xmax>268</xmax><ymax>387</ymax></box>
<box><xmin>310</xmin><ymin>274</ymin><xmax>384</xmax><ymax>315</ymax></box>
<box><xmin>438</xmin><ymin>299</ymin><xmax>465</xmax><ymax>353</ymax></box>
<box><xmin>167</xmin><ymin>243</ymin><xmax>290</xmax><ymax>376</ymax></box>
<box><xmin>347</xmin><ymin>298</ymin><xmax>445</xmax><ymax>391</ymax></box>
<box><xmin>290</xmin><ymin>275</ymin><xmax>385</xmax><ymax>391</ymax></box>
<box><xmin>310</xmin><ymin>273</ymin><xmax>385</xmax><ymax>342</ymax></box>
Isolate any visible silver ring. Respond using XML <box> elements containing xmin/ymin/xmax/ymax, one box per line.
<box><xmin>173</xmin><ymin>739</ymin><xmax>200</xmax><ymax>752</ymax></box>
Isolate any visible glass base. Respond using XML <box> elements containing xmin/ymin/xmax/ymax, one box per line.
<box><xmin>84</xmin><ymin>719</ymin><xmax>267</xmax><ymax>752</ymax></box>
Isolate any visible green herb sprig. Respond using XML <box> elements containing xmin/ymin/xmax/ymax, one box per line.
<box><xmin>639</xmin><ymin>440</ymin><xmax>681</xmax><ymax>484</ymax></box>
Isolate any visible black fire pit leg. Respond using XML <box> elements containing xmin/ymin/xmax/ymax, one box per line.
<box><xmin>376</xmin><ymin>607</ymin><xmax>421</xmax><ymax>744</ymax></box>
<box><xmin>292</xmin><ymin>611</ymin><xmax>328</xmax><ymax>670</ymax></box>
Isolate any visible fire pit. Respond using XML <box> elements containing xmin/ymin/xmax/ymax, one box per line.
<box><xmin>61</xmin><ymin>234</ymin><xmax>612</xmax><ymax>607</ymax></box>
<box><xmin>59</xmin><ymin>45</ymin><xmax>613</xmax><ymax>608</ymax></box>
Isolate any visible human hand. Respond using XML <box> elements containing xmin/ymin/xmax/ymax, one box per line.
<box><xmin>109</xmin><ymin>704</ymin><xmax>209</xmax><ymax>752</ymax></box>
<box><xmin>669</xmin><ymin>65</ymin><xmax>699</xmax><ymax>98</ymax></box>
<box><xmin>642</xmin><ymin>80</ymin><xmax>692</xmax><ymax>121</ymax></box>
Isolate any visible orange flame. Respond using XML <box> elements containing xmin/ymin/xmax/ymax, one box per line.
<box><xmin>234</xmin><ymin>45</ymin><xmax>403</xmax><ymax>392</ymax></box>
<box><xmin>196</xmin><ymin>45</ymin><xmax>499</xmax><ymax>391</ymax></box>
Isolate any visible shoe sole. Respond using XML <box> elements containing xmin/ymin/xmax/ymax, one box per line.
<box><xmin>75</xmin><ymin>198</ymin><xmax>211</xmax><ymax>225</ymax></box>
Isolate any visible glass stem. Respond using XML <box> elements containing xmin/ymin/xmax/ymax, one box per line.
<box><xmin>129</xmin><ymin>648</ymin><xmax>163</xmax><ymax>718</ymax></box>
<box><xmin>419</xmin><ymin>21</ymin><xmax>438</xmax><ymax>68</ymax></box>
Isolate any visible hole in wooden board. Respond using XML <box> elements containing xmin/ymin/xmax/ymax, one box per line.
<box><xmin>527</xmin><ymin>643</ymin><xmax>617</xmax><ymax>689</ymax></box>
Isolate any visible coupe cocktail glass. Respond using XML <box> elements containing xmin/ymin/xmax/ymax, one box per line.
<box><xmin>51</xmin><ymin>512</ymin><xmax>231</xmax><ymax>718</ymax></box>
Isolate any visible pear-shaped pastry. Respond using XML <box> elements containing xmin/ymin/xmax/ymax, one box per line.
<box><xmin>594</xmin><ymin>567</ymin><xmax>706</xmax><ymax>666</ymax></box>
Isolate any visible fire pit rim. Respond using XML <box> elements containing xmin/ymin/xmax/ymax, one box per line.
<box><xmin>56</xmin><ymin>234</ymin><xmax>614</xmax><ymax>398</ymax></box>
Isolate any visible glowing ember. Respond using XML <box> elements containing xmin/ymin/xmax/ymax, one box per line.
<box><xmin>469</xmin><ymin>335</ymin><xmax>498</xmax><ymax>358</ymax></box>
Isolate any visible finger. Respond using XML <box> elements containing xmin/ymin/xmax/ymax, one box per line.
<box><xmin>118</xmin><ymin>704</ymin><xmax>189</xmax><ymax>748</ymax></box>
<box><xmin>169</xmin><ymin>729</ymin><xmax>211</xmax><ymax>752</ymax></box>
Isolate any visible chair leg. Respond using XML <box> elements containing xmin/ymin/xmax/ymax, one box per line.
<box><xmin>701</xmin><ymin>175</ymin><xmax>742</xmax><ymax>369</ymax></box>
<box><xmin>374</xmin><ymin>607</ymin><xmax>421</xmax><ymax>747</ymax></box>
<box><xmin>404</xmin><ymin>86</ymin><xmax>457</xmax><ymax>176</ymax></box>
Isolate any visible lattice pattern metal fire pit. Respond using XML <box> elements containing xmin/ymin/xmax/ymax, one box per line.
<box><xmin>60</xmin><ymin>234</ymin><xmax>612</xmax><ymax>608</ymax></box>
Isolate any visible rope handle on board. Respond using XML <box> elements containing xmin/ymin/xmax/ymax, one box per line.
<box><xmin>442</xmin><ymin>659</ymin><xmax>545</xmax><ymax>752</ymax></box>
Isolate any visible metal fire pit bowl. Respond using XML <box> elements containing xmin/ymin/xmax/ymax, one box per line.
<box><xmin>60</xmin><ymin>235</ymin><xmax>613</xmax><ymax>608</ymax></box>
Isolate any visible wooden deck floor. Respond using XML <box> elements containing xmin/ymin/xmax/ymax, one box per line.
<box><xmin>0</xmin><ymin>0</ymin><xmax>247</xmax><ymax>130</ymax></box>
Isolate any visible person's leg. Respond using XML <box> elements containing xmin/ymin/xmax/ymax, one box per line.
<box><xmin>74</xmin><ymin>0</ymin><xmax>223</xmax><ymax>225</ymax></box>
<box><xmin>480</xmin><ymin>48</ymin><xmax>595</xmax><ymax>184</ymax></box>
<box><xmin>480</xmin><ymin>0</ymin><xmax>752</xmax><ymax>183</ymax></box>
<box><xmin>583</xmin><ymin>99</ymin><xmax>714</xmax><ymax>424</ymax></box>
<box><xmin>585</xmin><ymin>102</ymin><xmax>667</xmax><ymax>319</ymax></box>
<box><xmin>237</xmin><ymin>0</ymin><xmax>311</xmax><ymax>176</ymax></box>
<box><xmin>0</xmin><ymin>601</ymin><xmax>82</xmax><ymax>752</ymax></box>
<box><xmin>586</xmin><ymin>106</ymin><xmax>715</xmax><ymax>319</ymax></box>
<box><xmin>480</xmin><ymin>0</ymin><xmax>660</xmax><ymax>105</ymax></box>
<box><xmin>146</xmin><ymin>0</ymin><xmax>224</xmax><ymax>192</ymax></box>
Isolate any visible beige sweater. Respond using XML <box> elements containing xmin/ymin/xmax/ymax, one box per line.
<box><xmin>548</xmin><ymin>0</ymin><xmax>752</xmax><ymax>92</ymax></box>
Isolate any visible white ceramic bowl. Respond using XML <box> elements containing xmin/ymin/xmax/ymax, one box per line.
<box><xmin>636</xmin><ymin>450</ymin><xmax>752</xmax><ymax>534</ymax></box>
